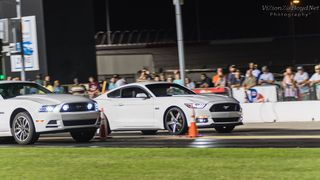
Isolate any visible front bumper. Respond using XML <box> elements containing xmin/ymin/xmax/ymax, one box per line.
<box><xmin>193</xmin><ymin>109</ymin><xmax>243</xmax><ymax>128</ymax></box>
<box><xmin>34</xmin><ymin>111</ymin><xmax>100</xmax><ymax>133</ymax></box>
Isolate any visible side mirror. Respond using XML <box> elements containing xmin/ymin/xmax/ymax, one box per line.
<box><xmin>136</xmin><ymin>93</ymin><xmax>148</xmax><ymax>98</ymax></box>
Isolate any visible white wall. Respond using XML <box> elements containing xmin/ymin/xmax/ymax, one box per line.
<box><xmin>242</xmin><ymin>101</ymin><xmax>320</xmax><ymax>123</ymax></box>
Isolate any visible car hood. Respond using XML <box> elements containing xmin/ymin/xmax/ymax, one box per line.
<box><xmin>12</xmin><ymin>94</ymin><xmax>92</xmax><ymax>105</ymax></box>
<box><xmin>170</xmin><ymin>94</ymin><xmax>238</xmax><ymax>104</ymax></box>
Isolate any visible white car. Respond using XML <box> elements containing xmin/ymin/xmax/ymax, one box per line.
<box><xmin>95</xmin><ymin>82</ymin><xmax>242</xmax><ymax>135</ymax></box>
<box><xmin>0</xmin><ymin>81</ymin><xmax>100</xmax><ymax>145</ymax></box>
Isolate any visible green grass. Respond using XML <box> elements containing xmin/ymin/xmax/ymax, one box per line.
<box><xmin>0</xmin><ymin>148</ymin><xmax>319</xmax><ymax>180</ymax></box>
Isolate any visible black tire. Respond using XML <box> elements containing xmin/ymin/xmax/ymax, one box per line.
<box><xmin>141</xmin><ymin>130</ymin><xmax>158</xmax><ymax>135</ymax></box>
<box><xmin>70</xmin><ymin>128</ymin><xmax>97</xmax><ymax>143</ymax></box>
<box><xmin>11</xmin><ymin>112</ymin><xmax>39</xmax><ymax>145</ymax></box>
<box><xmin>214</xmin><ymin>125</ymin><xmax>235</xmax><ymax>133</ymax></box>
<box><xmin>164</xmin><ymin>107</ymin><xmax>188</xmax><ymax>135</ymax></box>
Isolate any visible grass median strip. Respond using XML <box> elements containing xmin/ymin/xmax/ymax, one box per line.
<box><xmin>0</xmin><ymin>148</ymin><xmax>319</xmax><ymax>180</ymax></box>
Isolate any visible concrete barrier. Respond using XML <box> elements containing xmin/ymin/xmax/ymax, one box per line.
<box><xmin>242</xmin><ymin>101</ymin><xmax>320</xmax><ymax>123</ymax></box>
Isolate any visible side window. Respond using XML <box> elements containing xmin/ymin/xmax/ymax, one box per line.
<box><xmin>121</xmin><ymin>87</ymin><xmax>148</xmax><ymax>98</ymax></box>
<box><xmin>107</xmin><ymin>89</ymin><xmax>121</xmax><ymax>98</ymax></box>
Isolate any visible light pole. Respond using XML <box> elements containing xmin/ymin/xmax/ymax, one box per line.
<box><xmin>16</xmin><ymin>0</ymin><xmax>26</xmax><ymax>81</ymax></box>
<box><xmin>106</xmin><ymin>0</ymin><xmax>111</xmax><ymax>45</ymax></box>
<box><xmin>173</xmin><ymin>0</ymin><xmax>186</xmax><ymax>85</ymax></box>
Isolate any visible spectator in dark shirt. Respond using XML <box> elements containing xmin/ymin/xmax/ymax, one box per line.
<box><xmin>229</xmin><ymin>70</ymin><xmax>244</xmax><ymax>88</ymax></box>
<box><xmin>227</xmin><ymin>65</ymin><xmax>237</xmax><ymax>86</ymax></box>
<box><xmin>199</xmin><ymin>73</ymin><xmax>213</xmax><ymax>88</ymax></box>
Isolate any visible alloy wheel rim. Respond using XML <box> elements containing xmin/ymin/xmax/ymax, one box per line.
<box><xmin>166</xmin><ymin>109</ymin><xmax>184</xmax><ymax>133</ymax></box>
<box><xmin>14</xmin><ymin>116</ymin><xmax>30</xmax><ymax>141</ymax></box>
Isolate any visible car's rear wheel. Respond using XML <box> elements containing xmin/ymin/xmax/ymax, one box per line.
<box><xmin>164</xmin><ymin>107</ymin><xmax>188</xmax><ymax>135</ymax></box>
<box><xmin>70</xmin><ymin>128</ymin><xmax>97</xmax><ymax>143</ymax></box>
<box><xmin>214</xmin><ymin>125</ymin><xmax>235</xmax><ymax>133</ymax></box>
<box><xmin>11</xmin><ymin>112</ymin><xmax>39</xmax><ymax>145</ymax></box>
<box><xmin>141</xmin><ymin>130</ymin><xmax>158</xmax><ymax>135</ymax></box>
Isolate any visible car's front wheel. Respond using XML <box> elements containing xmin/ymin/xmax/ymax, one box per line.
<box><xmin>164</xmin><ymin>107</ymin><xmax>188</xmax><ymax>135</ymax></box>
<box><xmin>214</xmin><ymin>125</ymin><xmax>235</xmax><ymax>133</ymax></box>
<box><xmin>70</xmin><ymin>128</ymin><xmax>97</xmax><ymax>142</ymax></box>
<box><xmin>11</xmin><ymin>112</ymin><xmax>39</xmax><ymax>145</ymax></box>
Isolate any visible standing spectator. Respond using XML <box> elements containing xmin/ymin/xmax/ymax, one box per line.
<box><xmin>6</xmin><ymin>76</ymin><xmax>12</xmax><ymax>81</ymax></box>
<box><xmin>251</xmin><ymin>63</ymin><xmax>261</xmax><ymax>79</ymax></box>
<box><xmin>53</xmin><ymin>80</ymin><xmax>64</xmax><ymax>94</ymax></box>
<box><xmin>199</xmin><ymin>73</ymin><xmax>213</xmax><ymax>88</ymax></box>
<box><xmin>108</xmin><ymin>77</ymin><xmax>117</xmax><ymax>90</ymax></box>
<box><xmin>173</xmin><ymin>71</ymin><xmax>184</xmax><ymax>85</ymax></box>
<box><xmin>212</xmin><ymin>68</ymin><xmax>226</xmax><ymax>87</ymax></box>
<box><xmin>43</xmin><ymin>81</ymin><xmax>53</xmax><ymax>92</ymax></box>
<box><xmin>115</xmin><ymin>75</ymin><xmax>126</xmax><ymax>87</ymax></box>
<box><xmin>166</xmin><ymin>76</ymin><xmax>173</xmax><ymax>83</ymax></box>
<box><xmin>88</xmin><ymin>77</ymin><xmax>100</xmax><ymax>99</ymax></box>
<box><xmin>159</xmin><ymin>73</ymin><xmax>166</xmax><ymax>81</ymax></box>
<box><xmin>294</xmin><ymin>66</ymin><xmax>310</xmax><ymax>100</ymax></box>
<box><xmin>282</xmin><ymin>67</ymin><xmax>297</xmax><ymax>101</ymax></box>
<box><xmin>229</xmin><ymin>70</ymin><xmax>244</xmax><ymax>88</ymax></box>
<box><xmin>35</xmin><ymin>74</ymin><xmax>43</xmax><ymax>85</ymax></box>
<box><xmin>70</xmin><ymin>78</ymin><xmax>86</xmax><ymax>96</ymax></box>
<box><xmin>227</xmin><ymin>65</ymin><xmax>237</xmax><ymax>86</ymax></box>
<box><xmin>185</xmin><ymin>77</ymin><xmax>196</xmax><ymax>90</ymax></box>
<box><xmin>243</xmin><ymin>69</ymin><xmax>257</xmax><ymax>89</ymax></box>
<box><xmin>44</xmin><ymin>75</ymin><xmax>50</xmax><ymax>83</ymax></box>
<box><xmin>137</xmin><ymin>70</ymin><xmax>148</xmax><ymax>82</ymax></box>
<box><xmin>309</xmin><ymin>65</ymin><xmax>320</xmax><ymax>100</ymax></box>
<box><xmin>258</xmin><ymin>66</ymin><xmax>274</xmax><ymax>85</ymax></box>
<box><xmin>154</xmin><ymin>75</ymin><xmax>160</xmax><ymax>82</ymax></box>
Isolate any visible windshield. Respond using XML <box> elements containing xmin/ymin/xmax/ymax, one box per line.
<box><xmin>0</xmin><ymin>83</ymin><xmax>52</xmax><ymax>99</ymax></box>
<box><xmin>146</xmin><ymin>83</ymin><xmax>196</xmax><ymax>97</ymax></box>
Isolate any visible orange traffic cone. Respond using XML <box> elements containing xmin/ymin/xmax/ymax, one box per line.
<box><xmin>188</xmin><ymin>108</ymin><xmax>199</xmax><ymax>138</ymax></box>
<box><xmin>99</xmin><ymin>108</ymin><xmax>108</xmax><ymax>141</ymax></box>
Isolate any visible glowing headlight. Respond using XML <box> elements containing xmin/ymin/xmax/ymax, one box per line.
<box><xmin>39</xmin><ymin>105</ymin><xmax>57</xmax><ymax>112</ymax></box>
<box><xmin>87</xmin><ymin>103</ymin><xmax>93</xmax><ymax>110</ymax></box>
<box><xmin>62</xmin><ymin>104</ymin><xmax>70</xmax><ymax>111</ymax></box>
<box><xmin>185</xmin><ymin>103</ymin><xmax>207</xmax><ymax>109</ymax></box>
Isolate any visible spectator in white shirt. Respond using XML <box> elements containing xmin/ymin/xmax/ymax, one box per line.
<box><xmin>249</xmin><ymin>62</ymin><xmax>261</xmax><ymax>79</ymax></box>
<box><xmin>258</xmin><ymin>66</ymin><xmax>274</xmax><ymax>86</ymax></box>
<box><xmin>282</xmin><ymin>67</ymin><xmax>297</xmax><ymax>101</ymax></box>
<box><xmin>294</xmin><ymin>66</ymin><xmax>310</xmax><ymax>100</ymax></box>
<box><xmin>309</xmin><ymin>65</ymin><xmax>320</xmax><ymax>100</ymax></box>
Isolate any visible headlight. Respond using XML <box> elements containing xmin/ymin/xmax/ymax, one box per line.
<box><xmin>39</xmin><ymin>105</ymin><xmax>57</xmax><ymax>112</ymax></box>
<box><xmin>62</xmin><ymin>104</ymin><xmax>70</xmax><ymax>112</ymax></box>
<box><xmin>185</xmin><ymin>103</ymin><xmax>207</xmax><ymax>109</ymax></box>
<box><xmin>87</xmin><ymin>103</ymin><xmax>93</xmax><ymax>110</ymax></box>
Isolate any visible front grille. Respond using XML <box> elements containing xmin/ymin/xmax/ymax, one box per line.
<box><xmin>210</xmin><ymin>103</ymin><xmax>240</xmax><ymax>112</ymax></box>
<box><xmin>63</xmin><ymin>119</ymin><xmax>97</xmax><ymax>126</ymax></box>
<box><xmin>61</xmin><ymin>102</ymin><xmax>94</xmax><ymax>112</ymax></box>
<box><xmin>213</xmin><ymin>118</ymin><xmax>240</xmax><ymax>123</ymax></box>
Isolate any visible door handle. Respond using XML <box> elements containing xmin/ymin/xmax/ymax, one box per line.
<box><xmin>118</xmin><ymin>103</ymin><xmax>124</xmax><ymax>106</ymax></box>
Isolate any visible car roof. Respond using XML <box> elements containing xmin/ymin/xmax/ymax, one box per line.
<box><xmin>106</xmin><ymin>81</ymin><xmax>173</xmax><ymax>94</ymax></box>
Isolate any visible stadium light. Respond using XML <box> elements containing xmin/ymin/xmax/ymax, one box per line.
<box><xmin>291</xmin><ymin>0</ymin><xmax>300</xmax><ymax>5</ymax></box>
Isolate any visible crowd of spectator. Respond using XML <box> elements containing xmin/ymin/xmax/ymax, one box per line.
<box><xmin>4</xmin><ymin>62</ymin><xmax>320</xmax><ymax>101</ymax></box>
<box><xmin>120</xmin><ymin>63</ymin><xmax>320</xmax><ymax>101</ymax></box>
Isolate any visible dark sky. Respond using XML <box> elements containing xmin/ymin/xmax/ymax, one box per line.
<box><xmin>93</xmin><ymin>0</ymin><xmax>320</xmax><ymax>40</ymax></box>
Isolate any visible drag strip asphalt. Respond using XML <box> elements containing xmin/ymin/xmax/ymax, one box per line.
<box><xmin>2</xmin><ymin>122</ymin><xmax>320</xmax><ymax>148</ymax></box>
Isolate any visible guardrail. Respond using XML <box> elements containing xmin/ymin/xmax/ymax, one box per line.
<box><xmin>193</xmin><ymin>84</ymin><xmax>320</xmax><ymax>103</ymax></box>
